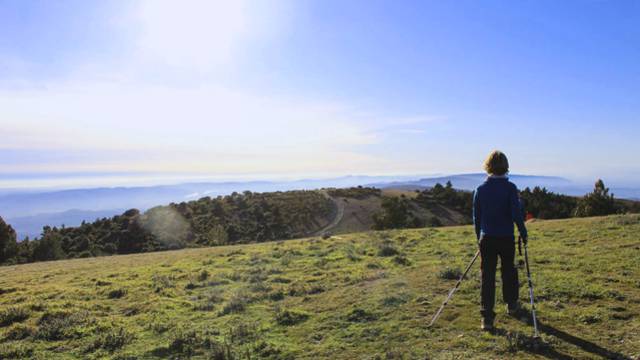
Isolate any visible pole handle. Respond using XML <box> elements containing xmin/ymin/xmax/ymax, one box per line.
<box><xmin>518</xmin><ymin>236</ymin><xmax>522</xmax><ymax>256</ymax></box>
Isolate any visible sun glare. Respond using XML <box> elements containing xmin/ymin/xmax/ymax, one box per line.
<box><xmin>135</xmin><ymin>0</ymin><xmax>250</xmax><ymax>69</ymax></box>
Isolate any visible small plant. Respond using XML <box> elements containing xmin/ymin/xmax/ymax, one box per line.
<box><xmin>4</xmin><ymin>324</ymin><xmax>35</xmax><ymax>340</ymax></box>
<box><xmin>0</xmin><ymin>343</ymin><xmax>34</xmax><ymax>359</ymax></box>
<box><xmin>227</xmin><ymin>321</ymin><xmax>260</xmax><ymax>345</ymax></box>
<box><xmin>0</xmin><ymin>307</ymin><xmax>30</xmax><ymax>327</ymax></box>
<box><xmin>167</xmin><ymin>328</ymin><xmax>201</xmax><ymax>356</ymax></box>
<box><xmin>381</xmin><ymin>294</ymin><xmax>409</xmax><ymax>307</ymax></box>
<box><xmin>505</xmin><ymin>331</ymin><xmax>547</xmax><ymax>353</ymax></box>
<box><xmin>197</xmin><ymin>269</ymin><xmax>209</xmax><ymax>281</ymax></box>
<box><xmin>35</xmin><ymin>311</ymin><xmax>89</xmax><ymax>341</ymax></box>
<box><xmin>393</xmin><ymin>254</ymin><xmax>411</xmax><ymax>266</ymax></box>
<box><xmin>194</xmin><ymin>291</ymin><xmax>225</xmax><ymax>311</ymax></box>
<box><xmin>107</xmin><ymin>288</ymin><xmax>126</xmax><ymax>299</ymax></box>
<box><xmin>271</xmin><ymin>276</ymin><xmax>292</xmax><ymax>284</ymax></box>
<box><xmin>274</xmin><ymin>307</ymin><xmax>310</xmax><ymax>326</ymax></box>
<box><xmin>579</xmin><ymin>313</ymin><xmax>602</xmax><ymax>324</ymax></box>
<box><xmin>220</xmin><ymin>292</ymin><xmax>248</xmax><ymax>315</ymax></box>
<box><xmin>439</xmin><ymin>267</ymin><xmax>463</xmax><ymax>280</ymax></box>
<box><xmin>377</xmin><ymin>241</ymin><xmax>399</xmax><ymax>257</ymax></box>
<box><xmin>86</xmin><ymin>327</ymin><xmax>132</xmax><ymax>353</ymax></box>
<box><xmin>346</xmin><ymin>308</ymin><xmax>378</xmax><ymax>323</ymax></box>
<box><xmin>151</xmin><ymin>274</ymin><xmax>174</xmax><ymax>293</ymax></box>
<box><xmin>268</xmin><ymin>290</ymin><xmax>285</xmax><ymax>301</ymax></box>
<box><xmin>184</xmin><ymin>281</ymin><xmax>199</xmax><ymax>290</ymax></box>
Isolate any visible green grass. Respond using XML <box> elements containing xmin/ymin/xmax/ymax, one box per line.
<box><xmin>1</xmin><ymin>215</ymin><xmax>639</xmax><ymax>359</ymax></box>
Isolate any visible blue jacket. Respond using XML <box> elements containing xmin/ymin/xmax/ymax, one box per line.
<box><xmin>473</xmin><ymin>177</ymin><xmax>527</xmax><ymax>240</ymax></box>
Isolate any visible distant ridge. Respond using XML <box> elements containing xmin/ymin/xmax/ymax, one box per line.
<box><xmin>370</xmin><ymin>173</ymin><xmax>573</xmax><ymax>192</ymax></box>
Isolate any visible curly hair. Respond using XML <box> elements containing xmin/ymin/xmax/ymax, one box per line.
<box><xmin>483</xmin><ymin>150</ymin><xmax>509</xmax><ymax>176</ymax></box>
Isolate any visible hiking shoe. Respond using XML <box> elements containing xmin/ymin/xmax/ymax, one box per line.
<box><xmin>507</xmin><ymin>302</ymin><xmax>521</xmax><ymax>316</ymax></box>
<box><xmin>481</xmin><ymin>318</ymin><xmax>494</xmax><ymax>331</ymax></box>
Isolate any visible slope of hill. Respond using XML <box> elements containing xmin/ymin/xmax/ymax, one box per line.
<box><xmin>0</xmin><ymin>215</ymin><xmax>638</xmax><ymax>359</ymax></box>
<box><xmin>3</xmin><ymin>187</ymin><xmax>474</xmax><ymax>265</ymax></box>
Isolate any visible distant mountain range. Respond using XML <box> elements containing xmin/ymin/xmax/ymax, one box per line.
<box><xmin>2</xmin><ymin>173</ymin><xmax>638</xmax><ymax>240</ymax></box>
<box><xmin>372</xmin><ymin>173</ymin><xmax>573</xmax><ymax>192</ymax></box>
<box><xmin>371</xmin><ymin>173</ymin><xmax>640</xmax><ymax>200</ymax></box>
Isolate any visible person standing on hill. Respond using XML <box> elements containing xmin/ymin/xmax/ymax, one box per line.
<box><xmin>473</xmin><ymin>150</ymin><xmax>528</xmax><ymax>331</ymax></box>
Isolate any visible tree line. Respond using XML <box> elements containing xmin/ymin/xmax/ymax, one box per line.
<box><xmin>0</xmin><ymin>190</ymin><xmax>333</xmax><ymax>265</ymax></box>
<box><xmin>371</xmin><ymin>179</ymin><xmax>639</xmax><ymax>230</ymax></box>
<box><xmin>0</xmin><ymin>180</ymin><xmax>637</xmax><ymax>265</ymax></box>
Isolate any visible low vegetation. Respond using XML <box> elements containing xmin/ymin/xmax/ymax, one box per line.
<box><xmin>0</xmin><ymin>214</ymin><xmax>639</xmax><ymax>358</ymax></box>
<box><xmin>0</xmin><ymin>180</ymin><xmax>637</xmax><ymax>268</ymax></box>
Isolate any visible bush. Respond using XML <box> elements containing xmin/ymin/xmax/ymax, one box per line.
<box><xmin>197</xmin><ymin>269</ymin><xmax>209</xmax><ymax>281</ymax></box>
<box><xmin>107</xmin><ymin>288</ymin><xmax>126</xmax><ymax>299</ymax></box>
<box><xmin>275</xmin><ymin>308</ymin><xmax>310</xmax><ymax>326</ymax></box>
<box><xmin>167</xmin><ymin>328</ymin><xmax>201</xmax><ymax>356</ymax></box>
<box><xmin>194</xmin><ymin>291</ymin><xmax>225</xmax><ymax>311</ymax></box>
<box><xmin>381</xmin><ymin>294</ymin><xmax>409</xmax><ymax>307</ymax></box>
<box><xmin>35</xmin><ymin>311</ymin><xmax>89</xmax><ymax>341</ymax></box>
<box><xmin>0</xmin><ymin>307</ymin><xmax>29</xmax><ymax>327</ymax></box>
<box><xmin>393</xmin><ymin>254</ymin><xmax>411</xmax><ymax>266</ymax></box>
<box><xmin>152</xmin><ymin>274</ymin><xmax>174</xmax><ymax>293</ymax></box>
<box><xmin>439</xmin><ymin>267</ymin><xmax>462</xmax><ymax>280</ymax></box>
<box><xmin>377</xmin><ymin>241</ymin><xmax>399</xmax><ymax>257</ymax></box>
<box><xmin>86</xmin><ymin>327</ymin><xmax>132</xmax><ymax>353</ymax></box>
<box><xmin>346</xmin><ymin>308</ymin><xmax>378</xmax><ymax>322</ymax></box>
<box><xmin>0</xmin><ymin>343</ymin><xmax>33</xmax><ymax>359</ymax></box>
<box><xmin>4</xmin><ymin>324</ymin><xmax>35</xmax><ymax>340</ymax></box>
<box><xmin>220</xmin><ymin>293</ymin><xmax>248</xmax><ymax>315</ymax></box>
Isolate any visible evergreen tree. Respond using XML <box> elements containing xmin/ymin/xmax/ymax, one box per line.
<box><xmin>574</xmin><ymin>179</ymin><xmax>618</xmax><ymax>217</ymax></box>
<box><xmin>0</xmin><ymin>217</ymin><xmax>18</xmax><ymax>264</ymax></box>
<box><xmin>32</xmin><ymin>231</ymin><xmax>65</xmax><ymax>261</ymax></box>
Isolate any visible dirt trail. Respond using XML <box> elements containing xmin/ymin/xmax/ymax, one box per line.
<box><xmin>312</xmin><ymin>192</ymin><xmax>345</xmax><ymax>236</ymax></box>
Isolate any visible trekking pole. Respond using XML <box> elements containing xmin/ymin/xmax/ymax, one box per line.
<box><xmin>428</xmin><ymin>250</ymin><xmax>480</xmax><ymax>327</ymax></box>
<box><xmin>518</xmin><ymin>235</ymin><xmax>522</xmax><ymax>256</ymax></box>
<box><xmin>522</xmin><ymin>238</ymin><xmax>540</xmax><ymax>338</ymax></box>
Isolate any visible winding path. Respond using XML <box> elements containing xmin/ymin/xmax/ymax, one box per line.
<box><xmin>312</xmin><ymin>191</ymin><xmax>345</xmax><ymax>236</ymax></box>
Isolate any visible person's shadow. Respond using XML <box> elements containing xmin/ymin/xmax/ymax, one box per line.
<box><xmin>494</xmin><ymin>311</ymin><xmax>633</xmax><ymax>360</ymax></box>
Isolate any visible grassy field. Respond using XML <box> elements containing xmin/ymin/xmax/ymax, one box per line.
<box><xmin>1</xmin><ymin>215</ymin><xmax>639</xmax><ymax>359</ymax></box>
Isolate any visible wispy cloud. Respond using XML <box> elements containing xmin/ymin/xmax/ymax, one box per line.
<box><xmin>0</xmin><ymin>1</ymin><xmax>444</xmax><ymax>179</ymax></box>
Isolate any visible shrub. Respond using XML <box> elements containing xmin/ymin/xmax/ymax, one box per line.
<box><xmin>220</xmin><ymin>293</ymin><xmax>248</xmax><ymax>315</ymax></box>
<box><xmin>167</xmin><ymin>328</ymin><xmax>201</xmax><ymax>356</ymax></box>
<box><xmin>151</xmin><ymin>274</ymin><xmax>175</xmax><ymax>293</ymax></box>
<box><xmin>0</xmin><ymin>343</ymin><xmax>33</xmax><ymax>359</ymax></box>
<box><xmin>346</xmin><ymin>308</ymin><xmax>378</xmax><ymax>323</ymax></box>
<box><xmin>505</xmin><ymin>331</ymin><xmax>548</xmax><ymax>353</ymax></box>
<box><xmin>275</xmin><ymin>308</ymin><xmax>310</xmax><ymax>326</ymax></box>
<box><xmin>0</xmin><ymin>307</ymin><xmax>29</xmax><ymax>327</ymax></box>
<box><xmin>268</xmin><ymin>290</ymin><xmax>285</xmax><ymax>301</ymax></box>
<box><xmin>393</xmin><ymin>254</ymin><xmax>411</xmax><ymax>266</ymax></box>
<box><xmin>439</xmin><ymin>267</ymin><xmax>462</xmax><ymax>280</ymax></box>
<box><xmin>107</xmin><ymin>288</ymin><xmax>126</xmax><ymax>299</ymax></box>
<box><xmin>35</xmin><ymin>311</ymin><xmax>89</xmax><ymax>341</ymax></box>
<box><xmin>194</xmin><ymin>291</ymin><xmax>225</xmax><ymax>311</ymax></box>
<box><xmin>185</xmin><ymin>281</ymin><xmax>199</xmax><ymax>290</ymax></box>
<box><xmin>377</xmin><ymin>241</ymin><xmax>399</xmax><ymax>257</ymax></box>
<box><xmin>86</xmin><ymin>327</ymin><xmax>132</xmax><ymax>353</ymax></box>
<box><xmin>4</xmin><ymin>324</ymin><xmax>35</xmax><ymax>340</ymax></box>
<box><xmin>197</xmin><ymin>269</ymin><xmax>209</xmax><ymax>281</ymax></box>
<box><xmin>381</xmin><ymin>294</ymin><xmax>409</xmax><ymax>307</ymax></box>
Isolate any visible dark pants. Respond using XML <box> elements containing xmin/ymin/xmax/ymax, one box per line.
<box><xmin>479</xmin><ymin>235</ymin><xmax>519</xmax><ymax>321</ymax></box>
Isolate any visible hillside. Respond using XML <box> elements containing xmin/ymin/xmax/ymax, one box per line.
<box><xmin>1</xmin><ymin>187</ymin><xmax>474</xmax><ymax>266</ymax></box>
<box><xmin>1</xmin><ymin>215</ymin><xmax>639</xmax><ymax>359</ymax></box>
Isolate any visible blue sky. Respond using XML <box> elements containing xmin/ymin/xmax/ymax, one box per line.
<box><xmin>1</xmin><ymin>0</ymin><xmax>639</xmax><ymax>188</ymax></box>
